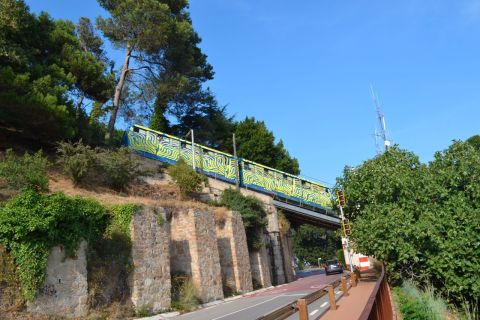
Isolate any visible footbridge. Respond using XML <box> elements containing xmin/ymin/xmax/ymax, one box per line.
<box><xmin>123</xmin><ymin>125</ymin><xmax>341</xmax><ymax>229</ymax></box>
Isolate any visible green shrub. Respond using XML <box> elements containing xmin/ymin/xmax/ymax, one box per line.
<box><xmin>219</xmin><ymin>188</ymin><xmax>267</xmax><ymax>250</ymax></box>
<box><xmin>0</xmin><ymin>149</ymin><xmax>50</xmax><ymax>192</ymax></box>
<box><xmin>0</xmin><ymin>190</ymin><xmax>108</xmax><ymax>300</ymax></box>
<box><xmin>171</xmin><ymin>273</ymin><xmax>200</xmax><ymax>311</ymax></box>
<box><xmin>56</xmin><ymin>143</ymin><xmax>140</xmax><ymax>190</ymax></box>
<box><xmin>56</xmin><ymin>140</ymin><xmax>95</xmax><ymax>185</ymax></box>
<box><xmin>393</xmin><ymin>280</ymin><xmax>448</xmax><ymax>320</ymax></box>
<box><xmin>107</xmin><ymin>204</ymin><xmax>139</xmax><ymax>237</ymax></box>
<box><xmin>135</xmin><ymin>304</ymin><xmax>153</xmax><ymax>317</ymax></box>
<box><xmin>96</xmin><ymin>148</ymin><xmax>140</xmax><ymax>190</ymax></box>
<box><xmin>167</xmin><ymin>159</ymin><xmax>208</xmax><ymax>198</ymax></box>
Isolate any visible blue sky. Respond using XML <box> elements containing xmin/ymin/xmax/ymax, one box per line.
<box><xmin>26</xmin><ymin>0</ymin><xmax>480</xmax><ymax>185</ymax></box>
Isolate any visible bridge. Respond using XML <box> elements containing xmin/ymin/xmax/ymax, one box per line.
<box><xmin>123</xmin><ymin>125</ymin><xmax>340</xmax><ymax>229</ymax></box>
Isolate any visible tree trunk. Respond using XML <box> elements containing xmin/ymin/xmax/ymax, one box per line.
<box><xmin>106</xmin><ymin>44</ymin><xmax>133</xmax><ymax>142</ymax></box>
<box><xmin>75</xmin><ymin>95</ymin><xmax>85</xmax><ymax>119</ymax></box>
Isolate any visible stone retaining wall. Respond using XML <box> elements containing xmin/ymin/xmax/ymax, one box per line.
<box><xmin>249</xmin><ymin>238</ymin><xmax>272</xmax><ymax>288</ymax></box>
<box><xmin>27</xmin><ymin>241</ymin><xmax>88</xmax><ymax>318</ymax></box>
<box><xmin>170</xmin><ymin>209</ymin><xmax>224</xmax><ymax>303</ymax></box>
<box><xmin>215</xmin><ymin>210</ymin><xmax>253</xmax><ymax>293</ymax></box>
<box><xmin>130</xmin><ymin>207</ymin><xmax>171</xmax><ymax>313</ymax></box>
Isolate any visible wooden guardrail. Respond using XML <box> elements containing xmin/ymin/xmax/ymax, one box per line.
<box><xmin>358</xmin><ymin>265</ymin><xmax>395</xmax><ymax>320</ymax></box>
<box><xmin>256</xmin><ymin>273</ymin><xmax>356</xmax><ymax>320</ymax></box>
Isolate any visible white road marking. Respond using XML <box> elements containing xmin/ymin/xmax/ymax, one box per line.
<box><xmin>210</xmin><ymin>296</ymin><xmax>281</xmax><ymax>320</ymax></box>
<box><xmin>320</xmin><ymin>301</ymin><xmax>328</xmax><ymax>308</ymax></box>
<box><xmin>269</xmin><ymin>288</ymin><xmax>287</xmax><ymax>294</ymax></box>
<box><xmin>336</xmin><ymin>291</ymin><xmax>341</xmax><ymax>295</ymax></box>
<box><xmin>309</xmin><ymin>309</ymin><xmax>319</xmax><ymax>316</ymax></box>
<box><xmin>283</xmin><ymin>293</ymin><xmax>307</xmax><ymax>297</ymax></box>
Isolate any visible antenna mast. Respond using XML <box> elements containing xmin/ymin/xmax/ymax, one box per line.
<box><xmin>370</xmin><ymin>85</ymin><xmax>391</xmax><ymax>154</ymax></box>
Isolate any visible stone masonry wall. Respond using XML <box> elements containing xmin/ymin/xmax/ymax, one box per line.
<box><xmin>27</xmin><ymin>241</ymin><xmax>88</xmax><ymax>318</ymax></box>
<box><xmin>215</xmin><ymin>210</ymin><xmax>253</xmax><ymax>293</ymax></box>
<box><xmin>280</xmin><ymin>233</ymin><xmax>295</xmax><ymax>282</ymax></box>
<box><xmin>207</xmin><ymin>180</ymin><xmax>292</xmax><ymax>285</ymax></box>
<box><xmin>130</xmin><ymin>207</ymin><xmax>171</xmax><ymax>313</ymax></box>
<box><xmin>249</xmin><ymin>236</ymin><xmax>272</xmax><ymax>288</ymax></box>
<box><xmin>170</xmin><ymin>209</ymin><xmax>224</xmax><ymax>303</ymax></box>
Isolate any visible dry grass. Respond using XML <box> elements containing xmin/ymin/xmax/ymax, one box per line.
<box><xmin>213</xmin><ymin>207</ymin><xmax>230</xmax><ymax>225</ymax></box>
<box><xmin>0</xmin><ymin>246</ymin><xmax>24</xmax><ymax>313</ymax></box>
<box><xmin>1</xmin><ymin>313</ymin><xmax>55</xmax><ymax>320</ymax></box>
<box><xmin>278</xmin><ymin>211</ymin><xmax>290</xmax><ymax>236</ymax></box>
<box><xmin>48</xmin><ymin>172</ymin><xmax>216</xmax><ymax>211</ymax></box>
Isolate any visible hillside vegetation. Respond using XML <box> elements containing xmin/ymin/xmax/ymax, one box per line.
<box><xmin>336</xmin><ymin>138</ymin><xmax>480</xmax><ymax>317</ymax></box>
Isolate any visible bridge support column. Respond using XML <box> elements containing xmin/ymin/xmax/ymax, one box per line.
<box><xmin>266</xmin><ymin>206</ymin><xmax>288</xmax><ymax>285</ymax></box>
<box><xmin>280</xmin><ymin>232</ymin><xmax>295</xmax><ymax>282</ymax></box>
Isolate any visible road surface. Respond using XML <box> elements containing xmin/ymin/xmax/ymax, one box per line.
<box><xmin>172</xmin><ymin>269</ymin><xmax>344</xmax><ymax>320</ymax></box>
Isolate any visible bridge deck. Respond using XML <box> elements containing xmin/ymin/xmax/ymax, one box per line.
<box><xmin>272</xmin><ymin>200</ymin><xmax>341</xmax><ymax>229</ymax></box>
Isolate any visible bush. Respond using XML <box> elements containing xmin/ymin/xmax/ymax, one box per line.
<box><xmin>0</xmin><ymin>190</ymin><xmax>108</xmax><ymax>300</ymax></box>
<box><xmin>56</xmin><ymin>143</ymin><xmax>140</xmax><ymax>191</ymax></box>
<box><xmin>167</xmin><ymin>159</ymin><xmax>208</xmax><ymax>198</ymax></box>
<box><xmin>219</xmin><ymin>188</ymin><xmax>267</xmax><ymax>250</ymax></box>
<box><xmin>171</xmin><ymin>273</ymin><xmax>200</xmax><ymax>311</ymax></box>
<box><xmin>56</xmin><ymin>140</ymin><xmax>94</xmax><ymax>185</ymax></box>
<box><xmin>0</xmin><ymin>149</ymin><xmax>50</xmax><ymax>192</ymax></box>
<box><xmin>96</xmin><ymin>148</ymin><xmax>140</xmax><ymax>190</ymax></box>
<box><xmin>393</xmin><ymin>280</ymin><xmax>448</xmax><ymax>320</ymax></box>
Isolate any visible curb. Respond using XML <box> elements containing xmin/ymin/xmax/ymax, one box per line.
<box><xmin>136</xmin><ymin>283</ymin><xmax>291</xmax><ymax>319</ymax></box>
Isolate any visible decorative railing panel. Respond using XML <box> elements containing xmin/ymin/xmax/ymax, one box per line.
<box><xmin>124</xmin><ymin>125</ymin><xmax>332</xmax><ymax>210</ymax></box>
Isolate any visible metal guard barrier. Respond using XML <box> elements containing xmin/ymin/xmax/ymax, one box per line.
<box><xmin>123</xmin><ymin>125</ymin><xmax>333</xmax><ymax>211</ymax></box>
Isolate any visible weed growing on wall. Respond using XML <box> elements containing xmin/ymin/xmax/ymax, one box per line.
<box><xmin>0</xmin><ymin>190</ymin><xmax>108</xmax><ymax>300</ymax></box>
<box><xmin>171</xmin><ymin>273</ymin><xmax>200</xmax><ymax>311</ymax></box>
<box><xmin>108</xmin><ymin>204</ymin><xmax>139</xmax><ymax>237</ymax></box>
<box><xmin>277</xmin><ymin>210</ymin><xmax>290</xmax><ymax>236</ymax></box>
<box><xmin>219</xmin><ymin>188</ymin><xmax>267</xmax><ymax>250</ymax></box>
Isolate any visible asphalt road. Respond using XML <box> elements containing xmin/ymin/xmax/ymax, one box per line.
<box><xmin>285</xmin><ymin>285</ymin><xmax>344</xmax><ymax>320</ymax></box>
<box><xmin>172</xmin><ymin>269</ymin><xmax>344</xmax><ymax>320</ymax></box>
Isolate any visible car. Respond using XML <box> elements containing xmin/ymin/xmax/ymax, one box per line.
<box><xmin>324</xmin><ymin>259</ymin><xmax>343</xmax><ymax>275</ymax></box>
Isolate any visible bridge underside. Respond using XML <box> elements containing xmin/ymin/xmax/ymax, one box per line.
<box><xmin>272</xmin><ymin>200</ymin><xmax>341</xmax><ymax>229</ymax></box>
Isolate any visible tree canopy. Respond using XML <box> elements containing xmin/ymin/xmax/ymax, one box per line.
<box><xmin>292</xmin><ymin>224</ymin><xmax>341</xmax><ymax>267</ymax></box>
<box><xmin>336</xmin><ymin>141</ymin><xmax>480</xmax><ymax>305</ymax></box>
<box><xmin>0</xmin><ymin>0</ymin><xmax>114</xmax><ymax>145</ymax></box>
<box><xmin>96</xmin><ymin>0</ymin><xmax>216</xmax><ymax>142</ymax></box>
<box><xmin>0</xmin><ymin>0</ymin><xmax>302</xmax><ymax>175</ymax></box>
<box><xmin>233</xmin><ymin>117</ymin><xmax>300</xmax><ymax>175</ymax></box>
